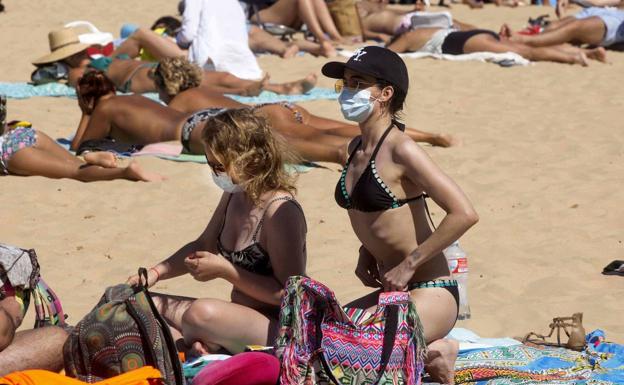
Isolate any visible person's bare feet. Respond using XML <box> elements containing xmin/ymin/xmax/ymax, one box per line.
<box><xmin>574</xmin><ymin>51</ymin><xmax>589</xmax><ymax>66</ymax></box>
<box><xmin>425</xmin><ymin>338</ymin><xmax>459</xmax><ymax>385</ymax></box>
<box><xmin>124</xmin><ymin>161</ymin><xmax>165</xmax><ymax>182</ymax></box>
<box><xmin>281</xmin><ymin>43</ymin><xmax>299</xmax><ymax>59</ymax></box>
<box><xmin>244</xmin><ymin>74</ymin><xmax>269</xmax><ymax>96</ymax></box>
<box><xmin>586</xmin><ymin>47</ymin><xmax>608</xmax><ymax>63</ymax></box>
<box><xmin>499</xmin><ymin>24</ymin><xmax>513</xmax><ymax>39</ymax></box>
<box><xmin>320</xmin><ymin>40</ymin><xmax>337</xmax><ymax>58</ymax></box>
<box><xmin>280</xmin><ymin>73</ymin><xmax>318</xmax><ymax>95</ymax></box>
<box><xmin>83</xmin><ymin>151</ymin><xmax>117</xmax><ymax>168</ymax></box>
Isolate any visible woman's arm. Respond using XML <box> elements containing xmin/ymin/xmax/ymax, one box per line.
<box><xmin>70</xmin><ymin>113</ymin><xmax>91</xmax><ymax>151</ymax></box>
<box><xmin>221</xmin><ymin>200</ymin><xmax>307</xmax><ymax>306</ymax></box>
<box><xmin>384</xmin><ymin>139</ymin><xmax>478</xmax><ymax>290</ymax></box>
<box><xmin>177</xmin><ymin>0</ymin><xmax>201</xmax><ymax>48</ymax></box>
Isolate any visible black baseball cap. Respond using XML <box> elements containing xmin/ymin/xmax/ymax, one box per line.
<box><xmin>322</xmin><ymin>46</ymin><xmax>409</xmax><ymax>94</ymax></box>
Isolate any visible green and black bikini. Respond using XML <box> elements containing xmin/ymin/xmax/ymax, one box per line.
<box><xmin>334</xmin><ymin>121</ymin><xmax>459</xmax><ymax>312</ymax></box>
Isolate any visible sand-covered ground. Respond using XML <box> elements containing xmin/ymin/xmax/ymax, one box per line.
<box><xmin>1</xmin><ymin>0</ymin><xmax>623</xmax><ymax>342</ymax></box>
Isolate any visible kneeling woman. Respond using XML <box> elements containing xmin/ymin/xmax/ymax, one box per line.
<box><xmin>127</xmin><ymin>108</ymin><xmax>307</xmax><ymax>354</ymax></box>
<box><xmin>322</xmin><ymin>47</ymin><xmax>479</xmax><ymax>384</ymax></box>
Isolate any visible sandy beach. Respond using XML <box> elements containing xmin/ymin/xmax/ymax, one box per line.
<box><xmin>1</xmin><ymin>0</ymin><xmax>623</xmax><ymax>343</ymax></box>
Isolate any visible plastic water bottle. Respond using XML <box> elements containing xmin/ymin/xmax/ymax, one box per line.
<box><xmin>444</xmin><ymin>241</ymin><xmax>471</xmax><ymax>320</ymax></box>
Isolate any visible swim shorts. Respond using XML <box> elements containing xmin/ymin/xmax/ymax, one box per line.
<box><xmin>575</xmin><ymin>7</ymin><xmax>624</xmax><ymax>47</ymax></box>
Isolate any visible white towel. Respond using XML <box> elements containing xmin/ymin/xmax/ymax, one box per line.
<box><xmin>177</xmin><ymin>0</ymin><xmax>263</xmax><ymax>80</ymax></box>
<box><xmin>339</xmin><ymin>49</ymin><xmax>531</xmax><ymax>67</ymax></box>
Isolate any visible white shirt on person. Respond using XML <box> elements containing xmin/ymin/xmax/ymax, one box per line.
<box><xmin>177</xmin><ymin>0</ymin><xmax>263</xmax><ymax>80</ymax></box>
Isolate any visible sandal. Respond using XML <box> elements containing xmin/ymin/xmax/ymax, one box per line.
<box><xmin>602</xmin><ymin>260</ymin><xmax>624</xmax><ymax>276</ymax></box>
<box><xmin>523</xmin><ymin>312</ymin><xmax>586</xmax><ymax>351</ymax></box>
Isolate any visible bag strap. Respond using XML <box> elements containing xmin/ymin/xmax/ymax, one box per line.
<box><xmin>314</xmin><ymin>303</ymin><xmax>400</xmax><ymax>385</ymax></box>
<box><xmin>137</xmin><ymin>267</ymin><xmax>185</xmax><ymax>385</ymax></box>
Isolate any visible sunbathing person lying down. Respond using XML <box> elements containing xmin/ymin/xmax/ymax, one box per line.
<box><xmin>71</xmin><ymin>67</ymin><xmax>454</xmax><ymax>165</ymax></box>
<box><xmin>388</xmin><ymin>25</ymin><xmax>607</xmax><ymax>65</ymax></box>
<box><xmin>32</xmin><ymin>28</ymin><xmax>316</xmax><ymax>96</ymax></box>
<box><xmin>0</xmin><ymin>98</ymin><xmax>161</xmax><ymax>182</ymax></box>
<box><xmin>155</xmin><ymin>57</ymin><xmax>456</xmax><ymax>158</ymax></box>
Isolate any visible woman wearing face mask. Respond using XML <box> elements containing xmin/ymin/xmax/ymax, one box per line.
<box><xmin>322</xmin><ymin>46</ymin><xmax>479</xmax><ymax>385</ymax></box>
<box><xmin>127</xmin><ymin>108</ymin><xmax>307</xmax><ymax>355</ymax></box>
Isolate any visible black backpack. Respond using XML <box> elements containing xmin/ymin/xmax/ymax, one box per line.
<box><xmin>63</xmin><ymin>268</ymin><xmax>184</xmax><ymax>384</ymax></box>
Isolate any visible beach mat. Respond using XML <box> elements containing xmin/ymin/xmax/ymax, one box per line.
<box><xmin>0</xmin><ymin>82</ymin><xmax>339</xmax><ymax>103</ymax></box>
<box><xmin>57</xmin><ymin>139</ymin><xmax>320</xmax><ymax>172</ymax></box>
<box><xmin>453</xmin><ymin>333</ymin><xmax>624</xmax><ymax>385</ymax></box>
<box><xmin>339</xmin><ymin>49</ymin><xmax>530</xmax><ymax>67</ymax></box>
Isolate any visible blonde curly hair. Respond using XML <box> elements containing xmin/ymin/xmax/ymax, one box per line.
<box><xmin>202</xmin><ymin>108</ymin><xmax>300</xmax><ymax>203</ymax></box>
<box><xmin>154</xmin><ymin>56</ymin><xmax>203</xmax><ymax>96</ymax></box>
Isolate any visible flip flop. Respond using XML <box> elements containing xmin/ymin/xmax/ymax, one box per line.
<box><xmin>602</xmin><ymin>260</ymin><xmax>624</xmax><ymax>276</ymax></box>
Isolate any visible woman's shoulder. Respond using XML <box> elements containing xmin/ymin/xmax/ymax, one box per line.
<box><xmin>262</xmin><ymin>192</ymin><xmax>306</xmax><ymax>226</ymax></box>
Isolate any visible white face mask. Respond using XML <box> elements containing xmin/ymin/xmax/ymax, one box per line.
<box><xmin>211</xmin><ymin>171</ymin><xmax>243</xmax><ymax>193</ymax></box>
<box><xmin>338</xmin><ymin>88</ymin><xmax>376</xmax><ymax>123</ymax></box>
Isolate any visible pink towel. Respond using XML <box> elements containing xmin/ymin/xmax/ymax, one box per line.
<box><xmin>191</xmin><ymin>352</ymin><xmax>280</xmax><ymax>385</ymax></box>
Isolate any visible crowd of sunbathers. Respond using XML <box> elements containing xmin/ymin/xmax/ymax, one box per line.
<box><xmin>1</xmin><ymin>0</ymin><xmax>622</xmax><ymax>383</ymax></box>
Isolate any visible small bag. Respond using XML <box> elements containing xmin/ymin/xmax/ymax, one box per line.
<box><xmin>326</xmin><ymin>0</ymin><xmax>363</xmax><ymax>38</ymax></box>
<box><xmin>63</xmin><ymin>268</ymin><xmax>183</xmax><ymax>384</ymax></box>
<box><xmin>275</xmin><ymin>276</ymin><xmax>427</xmax><ymax>385</ymax></box>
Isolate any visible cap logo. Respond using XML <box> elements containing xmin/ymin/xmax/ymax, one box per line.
<box><xmin>351</xmin><ymin>48</ymin><xmax>367</xmax><ymax>62</ymax></box>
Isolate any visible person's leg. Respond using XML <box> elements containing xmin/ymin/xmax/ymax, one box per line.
<box><xmin>248</xmin><ymin>25</ymin><xmax>299</xmax><ymax>58</ymax></box>
<box><xmin>0</xmin><ymin>326</ymin><xmax>68</xmax><ymax>376</ymax></box>
<box><xmin>181</xmin><ymin>298</ymin><xmax>278</xmax><ymax>354</ymax></box>
<box><xmin>464</xmin><ymin>33</ymin><xmax>588</xmax><ymax>65</ymax></box>
<box><xmin>113</xmin><ymin>28</ymin><xmax>186</xmax><ymax>60</ymax></box>
<box><xmin>262</xmin><ymin>73</ymin><xmax>318</xmax><ymax>95</ymax></box>
<box><xmin>7</xmin><ymin>133</ymin><xmax>162</xmax><ymax>182</ymax></box>
<box><xmin>311</xmin><ymin>0</ymin><xmax>343</xmax><ymax>41</ymax></box>
<box><xmin>511</xmin><ymin>17</ymin><xmax>606</xmax><ymax>47</ymax></box>
<box><xmin>0</xmin><ymin>297</ymin><xmax>22</xmax><ymax>351</ymax></box>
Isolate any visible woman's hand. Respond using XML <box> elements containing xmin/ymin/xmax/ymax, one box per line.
<box><xmin>184</xmin><ymin>251</ymin><xmax>234</xmax><ymax>282</ymax></box>
<box><xmin>355</xmin><ymin>247</ymin><xmax>382</xmax><ymax>288</ymax></box>
<box><xmin>126</xmin><ymin>268</ymin><xmax>159</xmax><ymax>288</ymax></box>
<box><xmin>382</xmin><ymin>256</ymin><xmax>418</xmax><ymax>292</ymax></box>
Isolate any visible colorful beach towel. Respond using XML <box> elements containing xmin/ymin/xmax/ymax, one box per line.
<box><xmin>0</xmin><ymin>82</ymin><xmax>338</xmax><ymax>103</ymax></box>
<box><xmin>453</xmin><ymin>337</ymin><xmax>624</xmax><ymax>385</ymax></box>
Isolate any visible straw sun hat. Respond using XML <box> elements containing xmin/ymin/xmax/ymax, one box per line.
<box><xmin>32</xmin><ymin>28</ymin><xmax>90</xmax><ymax>65</ymax></box>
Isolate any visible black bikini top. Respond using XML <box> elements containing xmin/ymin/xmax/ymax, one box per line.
<box><xmin>217</xmin><ymin>195</ymin><xmax>304</xmax><ymax>275</ymax></box>
<box><xmin>335</xmin><ymin>121</ymin><xmax>425</xmax><ymax>212</ymax></box>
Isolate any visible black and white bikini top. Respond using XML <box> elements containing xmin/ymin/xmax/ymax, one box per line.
<box><xmin>217</xmin><ymin>195</ymin><xmax>305</xmax><ymax>275</ymax></box>
<box><xmin>335</xmin><ymin>122</ymin><xmax>425</xmax><ymax>212</ymax></box>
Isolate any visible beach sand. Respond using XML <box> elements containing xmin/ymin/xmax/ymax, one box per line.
<box><xmin>1</xmin><ymin>0</ymin><xmax>623</xmax><ymax>342</ymax></box>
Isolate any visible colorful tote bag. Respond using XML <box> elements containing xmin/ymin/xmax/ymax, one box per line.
<box><xmin>275</xmin><ymin>276</ymin><xmax>427</xmax><ymax>385</ymax></box>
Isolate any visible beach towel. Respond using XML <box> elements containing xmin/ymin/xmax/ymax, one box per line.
<box><xmin>339</xmin><ymin>49</ymin><xmax>531</xmax><ymax>67</ymax></box>
<box><xmin>447</xmin><ymin>328</ymin><xmax>522</xmax><ymax>352</ymax></box>
<box><xmin>453</xmin><ymin>339</ymin><xmax>624</xmax><ymax>385</ymax></box>
<box><xmin>0</xmin><ymin>82</ymin><xmax>339</xmax><ymax>103</ymax></box>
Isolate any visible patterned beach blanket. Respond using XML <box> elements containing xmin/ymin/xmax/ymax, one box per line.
<box><xmin>0</xmin><ymin>82</ymin><xmax>338</xmax><ymax>103</ymax></box>
<box><xmin>453</xmin><ymin>337</ymin><xmax>624</xmax><ymax>385</ymax></box>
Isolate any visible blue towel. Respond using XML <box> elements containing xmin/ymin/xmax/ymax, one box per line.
<box><xmin>0</xmin><ymin>82</ymin><xmax>338</xmax><ymax>103</ymax></box>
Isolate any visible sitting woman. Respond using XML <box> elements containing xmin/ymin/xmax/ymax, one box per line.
<box><xmin>321</xmin><ymin>46</ymin><xmax>480</xmax><ymax>384</ymax></box>
<box><xmin>387</xmin><ymin>24</ymin><xmax>607</xmax><ymax>65</ymax></box>
<box><xmin>155</xmin><ymin>57</ymin><xmax>455</xmax><ymax>156</ymax></box>
<box><xmin>33</xmin><ymin>28</ymin><xmax>315</xmax><ymax>96</ymax></box>
<box><xmin>126</xmin><ymin>108</ymin><xmax>307</xmax><ymax>354</ymax></box>
<box><xmin>0</xmin><ymin>99</ymin><xmax>161</xmax><ymax>182</ymax></box>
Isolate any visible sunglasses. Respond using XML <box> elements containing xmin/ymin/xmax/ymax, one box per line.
<box><xmin>204</xmin><ymin>154</ymin><xmax>226</xmax><ymax>174</ymax></box>
<box><xmin>334</xmin><ymin>79</ymin><xmax>377</xmax><ymax>93</ymax></box>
